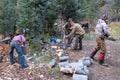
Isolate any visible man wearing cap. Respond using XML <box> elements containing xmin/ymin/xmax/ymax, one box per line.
<box><xmin>65</xmin><ymin>18</ymin><xmax>85</xmax><ymax>50</ymax></box>
<box><xmin>90</xmin><ymin>15</ymin><xmax>110</xmax><ymax>66</ymax></box>
<box><xmin>9</xmin><ymin>29</ymin><xmax>28</xmax><ymax>69</ymax></box>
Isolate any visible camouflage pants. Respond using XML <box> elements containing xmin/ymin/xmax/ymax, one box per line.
<box><xmin>96</xmin><ymin>37</ymin><xmax>106</xmax><ymax>53</ymax></box>
<box><xmin>65</xmin><ymin>35</ymin><xmax>83</xmax><ymax>50</ymax></box>
<box><xmin>74</xmin><ymin>35</ymin><xmax>83</xmax><ymax>50</ymax></box>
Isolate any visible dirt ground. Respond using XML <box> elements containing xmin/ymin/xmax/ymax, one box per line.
<box><xmin>0</xmin><ymin>39</ymin><xmax>120</xmax><ymax>80</ymax></box>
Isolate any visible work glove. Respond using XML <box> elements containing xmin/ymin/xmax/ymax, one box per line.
<box><xmin>104</xmin><ymin>33</ymin><xmax>110</xmax><ymax>38</ymax></box>
<box><xmin>100</xmin><ymin>35</ymin><xmax>105</xmax><ymax>40</ymax></box>
<box><xmin>65</xmin><ymin>35</ymin><xmax>69</xmax><ymax>39</ymax></box>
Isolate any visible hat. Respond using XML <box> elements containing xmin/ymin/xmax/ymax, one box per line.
<box><xmin>15</xmin><ymin>29</ymin><xmax>21</xmax><ymax>35</ymax></box>
<box><xmin>102</xmin><ymin>15</ymin><xmax>108</xmax><ymax>20</ymax></box>
<box><xmin>68</xmin><ymin>18</ymin><xmax>73</xmax><ymax>22</ymax></box>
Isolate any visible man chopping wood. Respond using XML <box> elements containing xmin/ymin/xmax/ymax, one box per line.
<box><xmin>65</xmin><ymin>18</ymin><xmax>85</xmax><ymax>50</ymax></box>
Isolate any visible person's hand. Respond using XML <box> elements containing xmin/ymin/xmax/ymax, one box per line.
<box><xmin>100</xmin><ymin>35</ymin><xmax>105</xmax><ymax>40</ymax></box>
<box><xmin>65</xmin><ymin>35</ymin><xmax>69</xmax><ymax>39</ymax></box>
<box><xmin>104</xmin><ymin>33</ymin><xmax>110</xmax><ymax>38</ymax></box>
<box><xmin>22</xmin><ymin>42</ymin><xmax>26</xmax><ymax>46</ymax></box>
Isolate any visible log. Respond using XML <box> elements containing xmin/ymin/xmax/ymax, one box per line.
<box><xmin>58</xmin><ymin>61</ymin><xmax>69</xmax><ymax>67</ymax></box>
<box><xmin>0</xmin><ymin>37</ymin><xmax>11</xmax><ymax>43</ymax></box>
<box><xmin>74</xmin><ymin>66</ymin><xmax>89</xmax><ymax>75</ymax></box>
<box><xmin>79</xmin><ymin>57</ymin><xmax>92</xmax><ymax>67</ymax></box>
<box><xmin>47</xmin><ymin>59</ymin><xmax>57</xmax><ymax>69</ymax></box>
<box><xmin>60</xmin><ymin>67</ymin><xmax>75</xmax><ymax>74</ymax></box>
<box><xmin>59</xmin><ymin>56</ymin><xmax>69</xmax><ymax>62</ymax></box>
<box><xmin>72</xmin><ymin>74</ymin><xmax>88</xmax><ymax>80</ymax></box>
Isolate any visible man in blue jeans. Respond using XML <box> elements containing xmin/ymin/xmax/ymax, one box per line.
<box><xmin>9</xmin><ymin>29</ymin><xmax>28</xmax><ymax>69</ymax></box>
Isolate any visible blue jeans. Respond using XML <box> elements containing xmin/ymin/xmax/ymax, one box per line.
<box><xmin>9</xmin><ymin>41</ymin><xmax>25</xmax><ymax>68</ymax></box>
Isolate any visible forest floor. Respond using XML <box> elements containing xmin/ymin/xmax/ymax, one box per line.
<box><xmin>0</xmin><ymin>22</ymin><xmax>120</xmax><ymax>80</ymax></box>
<box><xmin>0</xmin><ymin>39</ymin><xmax>120</xmax><ymax>80</ymax></box>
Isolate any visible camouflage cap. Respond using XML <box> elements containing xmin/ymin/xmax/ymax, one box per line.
<box><xmin>102</xmin><ymin>15</ymin><xmax>108</xmax><ymax>20</ymax></box>
<box><xmin>68</xmin><ymin>18</ymin><xmax>73</xmax><ymax>22</ymax></box>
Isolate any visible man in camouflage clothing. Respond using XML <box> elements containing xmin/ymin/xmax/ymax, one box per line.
<box><xmin>65</xmin><ymin>18</ymin><xmax>85</xmax><ymax>50</ymax></box>
<box><xmin>90</xmin><ymin>15</ymin><xmax>110</xmax><ymax>66</ymax></box>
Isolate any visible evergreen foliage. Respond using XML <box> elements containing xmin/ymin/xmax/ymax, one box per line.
<box><xmin>112</xmin><ymin>0</ymin><xmax>120</xmax><ymax>14</ymax></box>
<box><xmin>0</xmin><ymin>0</ymin><xmax>105</xmax><ymax>37</ymax></box>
